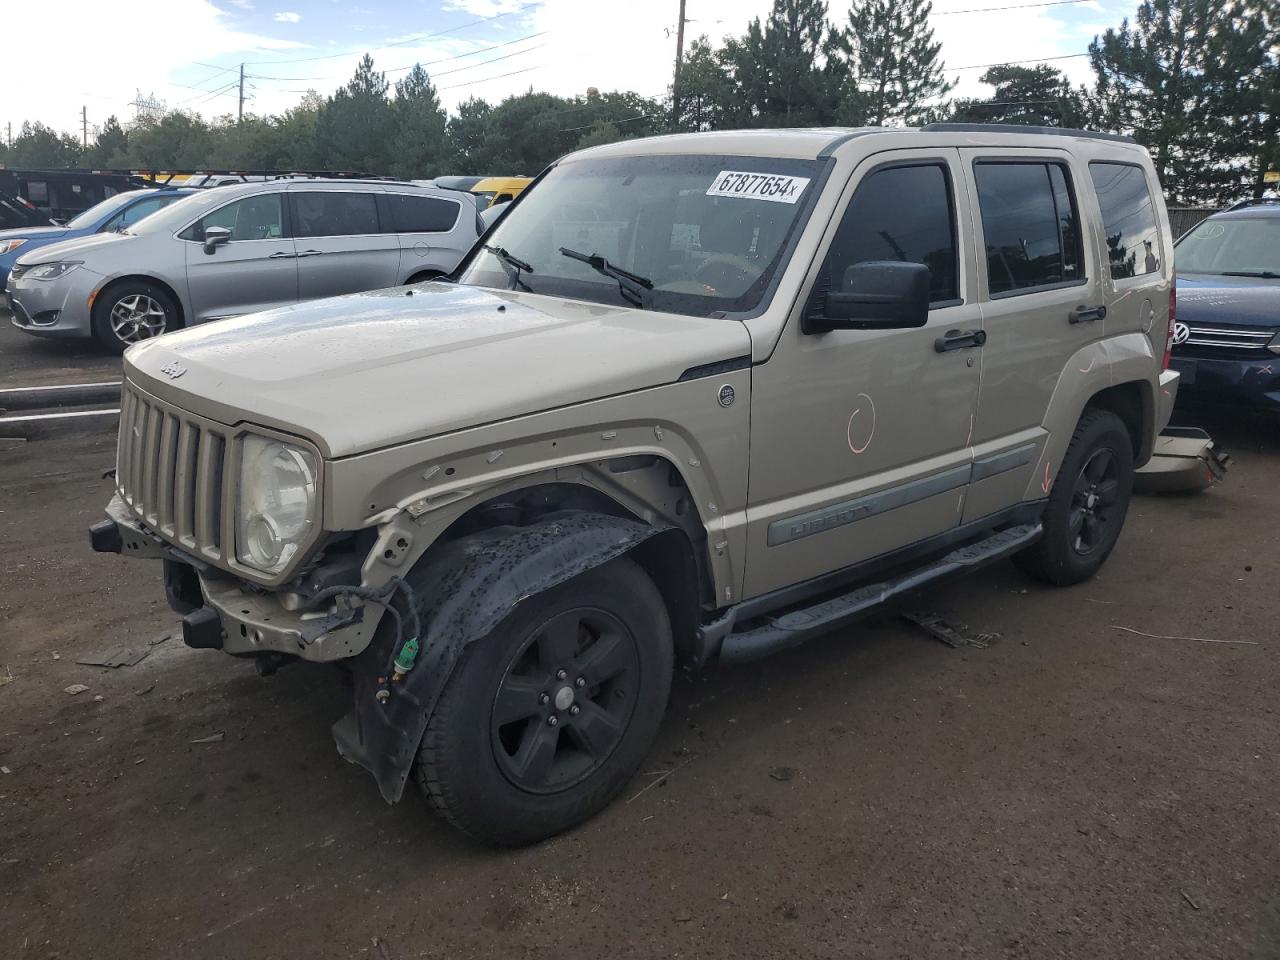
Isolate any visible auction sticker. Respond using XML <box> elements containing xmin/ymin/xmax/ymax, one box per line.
<box><xmin>707</xmin><ymin>170</ymin><xmax>810</xmax><ymax>204</ymax></box>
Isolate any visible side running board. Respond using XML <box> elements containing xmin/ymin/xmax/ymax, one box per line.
<box><xmin>718</xmin><ymin>523</ymin><xmax>1042</xmax><ymax>664</ymax></box>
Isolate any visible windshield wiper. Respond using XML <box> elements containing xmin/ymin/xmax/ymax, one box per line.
<box><xmin>558</xmin><ymin>246</ymin><xmax>652</xmax><ymax>308</ymax></box>
<box><xmin>483</xmin><ymin>244</ymin><xmax>533</xmax><ymax>291</ymax></box>
<box><xmin>1221</xmin><ymin>270</ymin><xmax>1280</xmax><ymax>278</ymax></box>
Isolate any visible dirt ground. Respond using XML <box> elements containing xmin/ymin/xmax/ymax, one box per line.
<box><xmin>0</xmin><ymin>310</ymin><xmax>121</xmax><ymax>388</ymax></box>
<box><xmin>2</xmin><ymin>330</ymin><xmax>1278</xmax><ymax>958</ymax></box>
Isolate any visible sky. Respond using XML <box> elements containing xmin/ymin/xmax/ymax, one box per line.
<box><xmin>3</xmin><ymin>0</ymin><xmax>1138</xmax><ymax>148</ymax></box>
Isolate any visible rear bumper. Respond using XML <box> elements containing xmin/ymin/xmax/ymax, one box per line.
<box><xmin>1170</xmin><ymin>353</ymin><xmax>1280</xmax><ymax>411</ymax></box>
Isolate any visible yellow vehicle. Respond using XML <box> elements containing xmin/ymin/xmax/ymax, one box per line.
<box><xmin>470</xmin><ymin>176</ymin><xmax>531</xmax><ymax>209</ymax></box>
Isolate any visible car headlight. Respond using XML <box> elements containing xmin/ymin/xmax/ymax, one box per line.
<box><xmin>235</xmin><ymin>436</ymin><xmax>318</xmax><ymax>575</ymax></box>
<box><xmin>1268</xmin><ymin>331</ymin><xmax>1280</xmax><ymax>356</ymax></box>
<box><xmin>25</xmin><ymin>260</ymin><xmax>81</xmax><ymax>281</ymax></box>
<box><xmin>0</xmin><ymin>239</ymin><xmax>27</xmax><ymax>255</ymax></box>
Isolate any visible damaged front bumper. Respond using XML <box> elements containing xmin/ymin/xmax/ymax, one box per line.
<box><xmin>91</xmin><ymin>494</ymin><xmax>377</xmax><ymax>662</ymax></box>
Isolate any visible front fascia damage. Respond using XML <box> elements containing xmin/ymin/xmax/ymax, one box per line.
<box><xmin>332</xmin><ymin>511</ymin><xmax>669</xmax><ymax>803</ymax></box>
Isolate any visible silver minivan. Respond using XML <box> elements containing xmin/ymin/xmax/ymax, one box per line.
<box><xmin>8</xmin><ymin>179</ymin><xmax>482</xmax><ymax>352</ymax></box>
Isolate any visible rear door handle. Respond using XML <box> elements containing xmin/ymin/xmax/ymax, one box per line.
<box><xmin>934</xmin><ymin>328</ymin><xmax>987</xmax><ymax>352</ymax></box>
<box><xmin>1069</xmin><ymin>304</ymin><xmax>1106</xmax><ymax>324</ymax></box>
<box><xmin>296</xmin><ymin>249</ymin><xmax>324</xmax><ymax>258</ymax></box>
<box><xmin>268</xmin><ymin>251</ymin><xmax>296</xmax><ymax>259</ymax></box>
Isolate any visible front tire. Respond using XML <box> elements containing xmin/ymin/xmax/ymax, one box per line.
<box><xmin>91</xmin><ymin>280</ymin><xmax>179</xmax><ymax>354</ymax></box>
<box><xmin>1016</xmin><ymin>408</ymin><xmax>1134</xmax><ymax>586</ymax></box>
<box><xmin>415</xmin><ymin>557</ymin><xmax>673</xmax><ymax>846</ymax></box>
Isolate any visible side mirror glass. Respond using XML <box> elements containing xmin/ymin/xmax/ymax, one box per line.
<box><xmin>203</xmin><ymin>226</ymin><xmax>232</xmax><ymax>255</ymax></box>
<box><xmin>804</xmin><ymin>260</ymin><xmax>932</xmax><ymax>333</ymax></box>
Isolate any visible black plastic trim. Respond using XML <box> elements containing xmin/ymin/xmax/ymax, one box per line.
<box><xmin>972</xmin><ymin>443</ymin><xmax>1036</xmax><ymax>482</ymax></box>
<box><xmin>677</xmin><ymin>355</ymin><xmax>752</xmax><ymax>382</ymax></box>
<box><xmin>182</xmin><ymin>606</ymin><xmax>224</xmax><ymax>650</ymax></box>
<box><xmin>922</xmin><ymin>123</ymin><xmax>1137</xmax><ymax>144</ymax></box>
<box><xmin>89</xmin><ymin>519</ymin><xmax>122</xmax><ymax>554</ymax></box>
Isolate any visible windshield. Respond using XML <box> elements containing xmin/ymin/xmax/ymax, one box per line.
<box><xmin>1176</xmin><ymin>216</ymin><xmax>1280</xmax><ymax>276</ymax></box>
<box><xmin>457</xmin><ymin>154</ymin><xmax>824</xmax><ymax>317</ymax></box>
<box><xmin>65</xmin><ymin>191</ymin><xmax>146</xmax><ymax>230</ymax></box>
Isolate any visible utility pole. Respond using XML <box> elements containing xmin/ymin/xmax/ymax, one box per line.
<box><xmin>670</xmin><ymin>0</ymin><xmax>687</xmax><ymax>128</ymax></box>
<box><xmin>238</xmin><ymin>63</ymin><xmax>245</xmax><ymax>123</ymax></box>
<box><xmin>82</xmin><ymin>106</ymin><xmax>88</xmax><ymax>151</ymax></box>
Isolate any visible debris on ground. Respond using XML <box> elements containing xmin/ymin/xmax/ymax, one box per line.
<box><xmin>627</xmin><ymin>754</ymin><xmax>695</xmax><ymax>804</ymax></box>
<box><xmin>0</xmin><ymin>666</ymin><xmax>13</xmax><ymax>686</ymax></box>
<box><xmin>75</xmin><ymin>646</ymin><xmax>150</xmax><ymax>668</ymax></box>
<box><xmin>902</xmin><ymin>611</ymin><xmax>999</xmax><ymax>649</ymax></box>
<box><xmin>147</xmin><ymin>634</ymin><xmax>170</xmax><ymax>647</ymax></box>
<box><xmin>1135</xmin><ymin>427</ymin><xmax>1231</xmax><ymax>494</ymax></box>
<box><xmin>1</xmin><ymin>766</ymin><xmax>11</xmax><ymax>775</ymax></box>
<box><xmin>134</xmin><ymin>683</ymin><xmax>157</xmax><ymax>697</ymax></box>
<box><xmin>1181</xmin><ymin>890</ymin><xmax>1201</xmax><ymax>910</ymax></box>
<box><xmin>93</xmin><ymin>695</ymin><xmax>104</xmax><ymax>703</ymax></box>
<box><xmin>1109</xmin><ymin>625</ymin><xmax>1258</xmax><ymax>646</ymax></box>
<box><xmin>189</xmin><ymin>733</ymin><xmax>225</xmax><ymax>745</ymax></box>
<box><xmin>769</xmin><ymin>767</ymin><xmax>797</xmax><ymax>782</ymax></box>
<box><xmin>64</xmin><ymin>684</ymin><xmax>90</xmax><ymax>695</ymax></box>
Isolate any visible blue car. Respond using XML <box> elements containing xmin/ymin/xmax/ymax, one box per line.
<box><xmin>0</xmin><ymin>187</ymin><xmax>195</xmax><ymax>306</ymax></box>
<box><xmin>1171</xmin><ymin>199</ymin><xmax>1280</xmax><ymax>413</ymax></box>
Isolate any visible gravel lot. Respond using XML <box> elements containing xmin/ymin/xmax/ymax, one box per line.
<box><xmin>0</xmin><ymin>309</ymin><xmax>121</xmax><ymax>388</ymax></box>
<box><xmin>2</xmin><ymin>331</ymin><xmax>1277</xmax><ymax>959</ymax></box>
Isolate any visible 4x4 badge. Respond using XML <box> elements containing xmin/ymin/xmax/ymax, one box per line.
<box><xmin>160</xmin><ymin>362</ymin><xmax>187</xmax><ymax>380</ymax></box>
<box><xmin>718</xmin><ymin>384</ymin><xmax>736</xmax><ymax>408</ymax></box>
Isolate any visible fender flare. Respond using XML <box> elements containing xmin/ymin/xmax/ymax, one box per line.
<box><xmin>332</xmin><ymin>511</ymin><xmax>666</xmax><ymax>803</ymax></box>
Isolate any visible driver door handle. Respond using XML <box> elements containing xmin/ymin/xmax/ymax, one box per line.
<box><xmin>296</xmin><ymin>249</ymin><xmax>324</xmax><ymax>258</ymax></box>
<box><xmin>1069</xmin><ymin>304</ymin><xmax>1106</xmax><ymax>324</ymax></box>
<box><xmin>934</xmin><ymin>328</ymin><xmax>987</xmax><ymax>352</ymax></box>
<box><xmin>268</xmin><ymin>251</ymin><xmax>296</xmax><ymax>259</ymax></box>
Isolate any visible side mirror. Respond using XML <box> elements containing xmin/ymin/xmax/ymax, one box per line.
<box><xmin>804</xmin><ymin>260</ymin><xmax>932</xmax><ymax>333</ymax></box>
<box><xmin>202</xmin><ymin>226</ymin><xmax>232</xmax><ymax>255</ymax></box>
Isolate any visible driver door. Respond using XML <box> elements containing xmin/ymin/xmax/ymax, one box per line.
<box><xmin>743</xmin><ymin>150</ymin><xmax>983</xmax><ymax>598</ymax></box>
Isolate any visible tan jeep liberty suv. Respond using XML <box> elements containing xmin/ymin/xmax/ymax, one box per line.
<box><xmin>91</xmin><ymin>124</ymin><xmax>1180</xmax><ymax>845</ymax></box>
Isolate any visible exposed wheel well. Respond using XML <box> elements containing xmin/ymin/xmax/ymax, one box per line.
<box><xmin>95</xmin><ymin>275</ymin><xmax>186</xmax><ymax>329</ymax></box>
<box><xmin>405</xmin><ymin>270</ymin><xmax>445</xmax><ymax>285</ymax></box>
<box><xmin>1085</xmin><ymin>380</ymin><xmax>1152</xmax><ymax>464</ymax></box>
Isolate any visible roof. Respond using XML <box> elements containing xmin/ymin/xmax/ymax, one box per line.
<box><xmin>1217</xmin><ymin>198</ymin><xmax>1280</xmax><ymax>218</ymax></box>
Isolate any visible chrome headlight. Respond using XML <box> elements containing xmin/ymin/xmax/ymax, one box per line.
<box><xmin>0</xmin><ymin>239</ymin><xmax>28</xmax><ymax>255</ymax></box>
<box><xmin>25</xmin><ymin>260</ymin><xmax>81</xmax><ymax>281</ymax></box>
<box><xmin>235</xmin><ymin>436</ymin><xmax>318</xmax><ymax>575</ymax></box>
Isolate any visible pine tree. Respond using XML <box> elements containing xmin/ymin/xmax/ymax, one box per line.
<box><xmin>315</xmin><ymin>54</ymin><xmax>394</xmax><ymax>172</ymax></box>
<box><xmin>949</xmin><ymin>65</ymin><xmax>1096</xmax><ymax>128</ymax></box>
<box><xmin>391</xmin><ymin>64</ymin><xmax>448</xmax><ymax>179</ymax></box>
<box><xmin>90</xmin><ymin>116</ymin><xmax>129</xmax><ymax>167</ymax></box>
<box><xmin>842</xmin><ymin>0</ymin><xmax>954</xmax><ymax>126</ymax></box>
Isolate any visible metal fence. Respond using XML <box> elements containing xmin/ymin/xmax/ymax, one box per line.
<box><xmin>1168</xmin><ymin>206</ymin><xmax>1219</xmax><ymax>240</ymax></box>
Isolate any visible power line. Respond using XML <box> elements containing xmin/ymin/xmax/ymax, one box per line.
<box><xmin>437</xmin><ymin>63</ymin><xmax>544</xmax><ymax>92</ymax></box>
<box><xmin>248</xmin><ymin>40</ymin><xmax>547</xmax><ymax>87</ymax></box>
<box><xmin>934</xmin><ymin>0</ymin><xmax>1096</xmax><ymax>14</ymax></box>
<box><xmin>241</xmin><ymin>1</ymin><xmax>542</xmax><ymax>66</ymax></box>
<box><xmin>948</xmin><ymin>52</ymin><xmax>1091</xmax><ymax>71</ymax></box>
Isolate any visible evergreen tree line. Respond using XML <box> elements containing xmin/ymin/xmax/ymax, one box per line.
<box><xmin>2</xmin><ymin>0</ymin><xmax>1276</xmax><ymax>205</ymax></box>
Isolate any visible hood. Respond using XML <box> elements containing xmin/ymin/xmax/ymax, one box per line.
<box><xmin>1176</xmin><ymin>272</ymin><xmax>1280</xmax><ymax>328</ymax></box>
<box><xmin>0</xmin><ymin>225</ymin><xmax>71</xmax><ymax>243</ymax></box>
<box><xmin>125</xmin><ymin>283</ymin><xmax>751</xmax><ymax>458</ymax></box>
<box><xmin>14</xmin><ymin>230</ymin><xmax>133</xmax><ymax>266</ymax></box>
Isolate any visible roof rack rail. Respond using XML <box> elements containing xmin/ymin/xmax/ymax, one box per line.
<box><xmin>1225</xmin><ymin>197</ymin><xmax>1280</xmax><ymax>211</ymax></box>
<box><xmin>921</xmin><ymin>123</ymin><xmax>1137</xmax><ymax>144</ymax></box>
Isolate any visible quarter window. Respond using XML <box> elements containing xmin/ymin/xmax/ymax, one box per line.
<box><xmin>974</xmin><ymin>162</ymin><xmax>1083</xmax><ymax>295</ymax></box>
<box><xmin>1089</xmin><ymin>162</ymin><xmax>1160</xmax><ymax>279</ymax></box>
<box><xmin>292</xmin><ymin>191</ymin><xmax>380</xmax><ymax>238</ymax></box>
<box><xmin>381</xmin><ymin>193</ymin><xmax>460</xmax><ymax>233</ymax></box>
<box><xmin>185</xmin><ymin>194</ymin><xmax>285</xmax><ymax>242</ymax></box>
<box><xmin>823</xmin><ymin>163</ymin><xmax>960</xmax><ymax>304</ymax></box>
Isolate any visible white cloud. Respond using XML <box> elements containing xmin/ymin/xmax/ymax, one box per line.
<box><xmin>274</xmin><ymin>11</ymin><xmax>302</xmax><ymax>22</ymax></box>
<box><xmin>443</xmin><ymin>0</ymin><xmax>527</xmax><ymax>15</ymax></box>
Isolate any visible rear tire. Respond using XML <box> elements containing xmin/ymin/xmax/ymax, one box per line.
<box><xmin>414</xmin><ymin>557</ymin><xmax>673</xmax><ymax>846</ymax></box>
<box><xmin>91</xmin><ymin>280</ymin><xmax>180</xmax><ymax>354</ymax></box>
<box><xmin>1016</xmin><ymin>408</ymin><xmax>1134</xmax><ymax>586</ymax></box>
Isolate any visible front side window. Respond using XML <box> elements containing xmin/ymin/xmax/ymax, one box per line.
<box><xmin>1090</xmin><ymin>162</ymin><xmax>1161</xmax><ymax>279</ymax></box>
<box><xmin>975</xmin><ymin>161</ymin><xmax>1083</xmax><ymax>295</ymax></box>
<box><xmin>823</xmin><ymin>163</ymin><xmax>959</xmax><ymax>304</ymax></box>
<box><xmin>184</xmin><ymin>194</ymin><xmax>285</xmax><ymax>242</ymax></box>
<box><xmin>293</xmin><ymin>191</ymin><xmax>379</xmax><ymax>238</ymax></box>
<box><xmin>1175</xmin><ymin>217</ymin><xmax>1280</xmax><ymax>276</ymax></box>
<box><xmin>382</xmin><ymin>194</ymin><xmax>460</xmax><ymax>233</ymax></box>
<box><xmin>457</xmin><ymin>154</ymin><xmax>824</xmax><ymax>317</ymax></box>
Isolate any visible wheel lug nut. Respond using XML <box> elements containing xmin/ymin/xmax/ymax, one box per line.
<box><xmin>538</xmin><ymin>693</ymin><xmax>549</xmax><ymax>705</ymax></box>
<box><xmin>569</xmin><ymin>704</ymin><xmax>580</xmax><ymax>716</ymax></box>
<box><xmin>547</xmin><ymin>715</ymin><xmax>559</xmax><ymax>727</ymax></box>
<box><xmin>556</xmin><ymin>669</ymin><xmax>567</xmax><ymax>680</ymax></box>
<box><xmin>575</xmin><ymin>676</ymin><xmax>586</xmax><ymax>688</ymax></box>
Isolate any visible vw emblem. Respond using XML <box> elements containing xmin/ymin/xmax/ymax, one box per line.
<box><xmin>160</xmin><ymin>361</ymin><xmax>187</xmax><ymax>380</ymax></box>
<box><xmin>717</xmin><ymin>384</ymin><xmax>736</xmax><ymax>408</ymax></box>
<box><xmin>1172</xmin><ymin>321</ymin><xmax>1190</xmax><ymax>345</ymax></box>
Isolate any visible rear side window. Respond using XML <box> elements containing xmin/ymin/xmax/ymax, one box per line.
<box><xmin>293</xmin><ymin>191</ymin><xmax>380</xmax><ymax>238</ymax></box>
<box><xmin>182</xmin><ymin>194</ymin><xmax>285</xmax><ymax>241</ymax></box>
<box><xmin>1089</xmin><ymin>162</ymin><xmax>1161</xmax><ymax>279</ymax></box>
<box><xmin>974</xmin><ymin>161</ymin><xmax>1083</xmax><ymax>295</ymax></box>
<box><xmin>823</xmin><ymin>163</ymin><xmax>960</xmax><ymax>304</ymax></box>
<box><xmin>382</xmin><ymin>193</ymin><xmax>460</xmax><ymax>233</ymax></box>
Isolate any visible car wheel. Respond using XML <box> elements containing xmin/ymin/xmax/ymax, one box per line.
<box><xmin>1016</xmin><ymin>408</ymin><xmax>1134</xmax><ymax>586</ymax></box>
<box><xmin>415</xmin><ymin>556</ymin><xmax>673</xmax><ymax>846</ymax></box>
<box><xmin>91</xmin><ymin>281</ymin><xmax>179</xmax><ymax>354</ymax></box>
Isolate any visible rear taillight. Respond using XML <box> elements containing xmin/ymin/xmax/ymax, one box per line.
<box><xmin>1163</xmin><ymin>281</ymin><xmax>1177</xmax><ymax>369</ymax></box>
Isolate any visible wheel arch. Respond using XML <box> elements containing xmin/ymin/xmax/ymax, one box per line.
<box><xmin>1085</xmin><ymin>379</ymin><xmax>1154</xmax><ymax>466</ymax></box>
<box><xmin>92</xmin><ymin>274</ymin><xmax>187</xmax><ymax>329</ymax></box>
